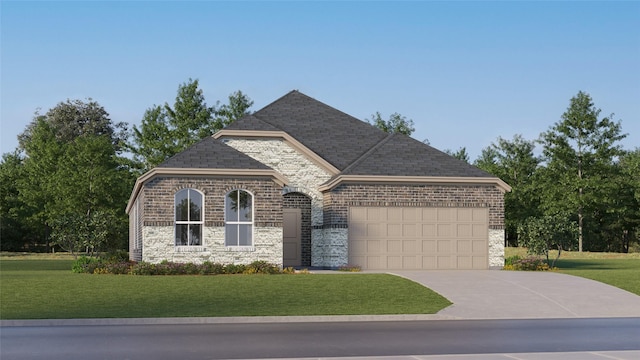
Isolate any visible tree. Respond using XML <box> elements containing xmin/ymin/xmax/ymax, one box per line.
<box><xmin>129</xmin><ymin>79</ymin><xmax>253</xmax><ymax>171</ymax></box>
<box><xmin>444</xmin><ymin>147</ymin><xmax>470</xmax><ymax>163</ymax></box>
<box><xmin>517</xmin><ymin>213</ymin><xmax>578</xmax><ymax>268</ymax></box>
<box><xmin>17</xmin><ymin>100</ymin><xmax>134</xmax><ymax>253</ymax></box>
<box><xmin>0</xmin><ymin>152</ymin><xmax>40</xmax><ymax>251</ymax></box>
<box><xmin>539</xmin><ymin>91</ymin><xmax>627</xmax><ymax>252</ymax></box>
<box><xmin>18</xmin><ymin>99</ymin><xmax>127</xmax><ymax>153</ymax></box>
<box><xmin>217</xmin><ymin>90</ymin><xmax>254</xmax><ymax>127</ymax></box>
<box><xmin>369</xmin><ymin>112</ymin><xmax>415</xmax><ymax>135</ymax></box>
<box><xmin>474</xmin><ymin>135</ymin><xmax>541</xmax><ymax>245</ymax></box>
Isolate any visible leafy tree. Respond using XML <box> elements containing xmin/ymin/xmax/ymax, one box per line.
<box><xmin>474</xmin><ymin>135</ymin><xmax>541</xmax><ymax>245</ymax></box>
<box><xmin>0</xmin><ymin>152</ymin><xmax>40</xmax><ymax>251</ymax></box>
<box><xmin>517</xmin><ymin>213</ymin><xmax>578</xmax><ymax>268</ymax></box>
<box><xmin>129</xmin><ymin>79</ymin><xmax>253</xmax><ymax>171</ymax></box>
<box><xmin>593</xmin><ymin>149</ymin><xmax>640</xmax><ymax>252</ymax></box>
<box><xmin>538</xmin><ymin>91</ymin><xmax>627</xmax><ymax>252</ymax></box>
<box><xmin>217</xmin><ymin>90</ymin><xmax>254</xmax><ymax>127</ymax></box>
<box><xmin>444</xmin><ymin>147</ymin><xmax>470</xmax><ymax>163</ymax></box>
<box><xmin>16</xmin><ymin>100</ymin><xmax>134</xmax><ymax>253</ymax></box>
<box><xmin>369</xmin><ymin>112</ymin><xmax>415</xmax><ymax>135</ymax></box>
<box><xmin>18</xmin><ymin>99</ymin><xmax>127</xmax><ymax>153</ymax></box>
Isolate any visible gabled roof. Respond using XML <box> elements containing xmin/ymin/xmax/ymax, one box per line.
<box><xmin>128</xmin><ymin>89</ymin><xmax>511</xmax><ymax>213</ymax></box>
<box><xmin>159</xmin><ymin>136</ymin><xmax>270</xmax><ymax>170</ymax></box>
<box><xmin>225</xmin><ymin>90</ymin><xmax>387</xmax><ymax>170</ymax></box>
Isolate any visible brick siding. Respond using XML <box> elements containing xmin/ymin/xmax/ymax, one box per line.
<box><xmin>141</xmin><ymin>176</ymin><xmax>283</xmax><ymax>227</ymax></box>
<box><xmin>324</xmin><ymin>183</ymin><xmax>505</xmax><ymax>229</ymax></box>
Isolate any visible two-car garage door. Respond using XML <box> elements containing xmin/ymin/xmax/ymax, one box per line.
<box><xmin>348</xmin><ymin>207</ymin><xmax>489</xmax><ymax>270</ymax></box>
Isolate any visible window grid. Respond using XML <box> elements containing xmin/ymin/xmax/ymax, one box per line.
<box><xmin>175</xmin><ymin>189</ymin><xmax>204</xmax><ymax>246</ymax></box>
<box><xmin>225</xmin><ymin>190</ymin><xmax>254</xmax><ymax>246</ymax></box>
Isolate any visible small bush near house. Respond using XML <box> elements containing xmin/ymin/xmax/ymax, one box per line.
<box><xmin>338</xmin><ymin>265</ymin><xmax>362</xmax><ymax>272</ymax></box>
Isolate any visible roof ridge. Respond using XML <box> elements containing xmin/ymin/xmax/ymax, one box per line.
<box><xmin>248</xmin><ymin>113</ymin><xmax>283</xmax><ymax>131</ymax></box>
<box><xmin>341</xmin><ymin>132</ymin><xmax>396</xmax><ymax>174</ymax></box>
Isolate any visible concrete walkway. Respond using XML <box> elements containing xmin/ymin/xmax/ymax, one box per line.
<box><xmin>390</xmin><ymin>270</ymin><xmax>640</xmax><ymax>319</ymax></box>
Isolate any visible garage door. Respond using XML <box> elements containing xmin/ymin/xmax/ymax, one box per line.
<box><xmin>348</xmin><ymin>207</ymin><xmax>488</xmax><ymax>270</ymax></box>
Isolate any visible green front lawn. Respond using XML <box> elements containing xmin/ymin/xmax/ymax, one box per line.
<box><xmin>505</xmin><ymin>247</ymin><xmax>640</xmax><ymax>296</ymax></box>
<box><xmin>556</xmin><ymin>259</ymin><xmax>640</xmax><ymax>296</ymax></box>
<box><xmin>0</xmin><ymin>259</ymin><xmax>451</xmax><ymax>320</ymax></box>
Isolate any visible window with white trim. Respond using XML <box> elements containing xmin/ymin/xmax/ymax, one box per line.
<box><xmin>175</xmin><ymin>189</ymin><xmax>203</xmax><ymax>246</ymax></box>
<box><xmin>225</xmin><ymin>190</ymin><xmax>253</xmax><ymax>246</ymax></box>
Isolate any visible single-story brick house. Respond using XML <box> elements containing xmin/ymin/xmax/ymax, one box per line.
<box><xmin>126</xmin><ymin>90</ymin><xmax>510</xmax><ymax>270</ymax></box>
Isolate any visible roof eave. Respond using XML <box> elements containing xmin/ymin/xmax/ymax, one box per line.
<box><xmin>318</xmin><ymin>175</ymin><xmax>512</xmax><ymax>193</ymax></box>
<box><xmin>125</xmin><ymin>167</ymin><xmax>289</xmax><ymax>214</ymax></box>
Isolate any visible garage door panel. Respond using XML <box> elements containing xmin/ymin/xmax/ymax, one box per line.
<box><xmin>437</xmin><ymin>224</ymin><xmax>452</xmax><ymax>237</ymax></box>
<box><xmin>473</xmin><ymin>240</ymin><xmax>486</xmax><ymax>253</ymax></box>
<box><xmin>422</xmin><ymin>208</ymin><xmax>437</xmax><ymax>221</ymax></box>
<box><xmin>456</xmin><ymin>208</ymin><xmax>472</xmax><ymax>222</ymax></box>
<box><xmin>387</xmin><ymin>256</ymin><xmax>402</xmax><ymax>269</ymax></box>
<box><xmin>403</xmin><ymin>256</ymin><xmax>417</xmax><ymax>269</ymax></box>
<box><xmin>473</xmin><ymin>224</ymin><xmax>487</xmax><ymax>237</ymax></box>
<box><xmin>367</xmin><ymin>240</ymin><xmax>381</xmax><ymax>253</ymax></box>
<box><xmin>422</xmin><ymin>240</ymin><xmax>436</xmax><ymax>252</ymax></box>
<box><xmin>387</xmin><ymin>240</ymin><xmax>402</xmax><ymax>253</ymax></box>
<box><xmin>403</xmin><ymin>240</ymin><xmax>416</xmax><ymax>253</ymax></box>
<box><xmin>349</xmin><ymin>207</ymin><xmax>488</xmax><ymax>270</ymax></box>
<box><xmin>457</xmin><ymin>256</ymin><xmax>472</xmax><ymax>269</ymax></box>
<box><xmin>422</xmin><ymin>224</ymin><xmax>436</xmax><ymax>237</ymax></box>
<box><xmin>457</xmin><ymin>240</ymin><xmax>471</xmax><ymax>253</ymax></box>
<box><xmin>403</xmin><ymin>224</ymin><xmax>417</xmax><ymax>237</ymax></box>
<box><xmin>473</xmin><ymin>208</ymin><xmax>487</xmax><ymax>221</ymax></box>
<box><xmin>387</xmin><ymin>224</ymin><xmax>401</xmax><ymax>237</ymax></box>
<box><xmin>457</xmin><ymin>223</ymin><xmax>472</xmax><ymax>237</ymax></box>
<box><xmin>437</xmin><ymin>240</ymin><xmax>451</xmax><ymax>253</ymax></box>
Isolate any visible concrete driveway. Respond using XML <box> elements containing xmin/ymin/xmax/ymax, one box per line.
<box><xmin>390</xmin><ymin>270</ymin><xmax>640</xmax><ymax>319</ymax></box>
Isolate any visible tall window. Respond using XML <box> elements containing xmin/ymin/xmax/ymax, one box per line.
<box><xmin>175</xmin><ymin>189</ymin><xmax>203</xmax><ymax>246</ymax></box>
<box><xmin>225</xmin><ymin>190</ymin><xmax>253</xmax><ymax>246</ymax></box>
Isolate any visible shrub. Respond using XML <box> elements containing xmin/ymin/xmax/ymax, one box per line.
<box><xmin>71</xmin><ymin>256</ymin><xmax>101</xmax><ymax>274</ymax></box>
<box><xmin>130</xmin><ymin>262</ymin><xmax>157</xmax><ymax>275</ymax></box>
<box><xmin>503</xmin><ymin>256</ymin><xmax>550</xmax><ymax>271</ymax></box>
<box><xmin>200</xmin><ymin>261</ymin><xmax>225</xmax><ymax>275</ymax></box>
<box><xmin>245</xmin><ymin>260</ymin><xmax>280</xmax><ymax>274</ymax></box>
<box><xmin>338</xmin><ymin>265</ymin><xmax>361</xmax><ymax>272</ymax></box>
<box><xmin>225</xmin><ymin>264</ymin><xmax>247</xmax><ymax>274</ymax></box>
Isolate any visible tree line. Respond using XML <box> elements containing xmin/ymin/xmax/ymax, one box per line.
<box><xmin>1</xmin><ymin>82</ymin><xmax>638</xmax><ymax>255</ymax></box>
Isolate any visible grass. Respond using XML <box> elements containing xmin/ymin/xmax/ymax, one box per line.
<box><xmin>505</xmin><ymin>247</ymin><xmax>640</xmax><ymax>296</ymax></box>
<box><xmin>0</xmin><ymin>257</ymin><xmax>451</xmax><ymax>320</ymax></box>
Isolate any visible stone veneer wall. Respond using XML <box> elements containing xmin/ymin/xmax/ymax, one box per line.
<box><xmin>139</xmin><ymin>176</ymin><xmax>283</xmax><ymax>265</ymax></box>
<box><xmin>222</xmin><ymin>138</ymin><xmax>336</xmax><ymax>267</ymax></box>
<box><xmin>324</xmin><ymin>183</ymin><xmax>506</xmax><ymax>268</ymax></box>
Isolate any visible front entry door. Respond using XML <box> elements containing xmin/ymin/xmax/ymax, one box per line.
<box><xmin>283</xmin><ymin>208</ymin><xmax>302</xmax><ymax>267</ymax></box>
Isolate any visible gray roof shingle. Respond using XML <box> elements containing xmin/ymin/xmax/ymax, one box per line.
<box><xmin>341</xmin><ymin>133</ymin><xmax>493</xmax><ymax>177</ymax></box>
<box><xmin>171</xmin><ymin>90</ymin><xmax>497</xmax><ymax>180</ymax></box>
<box><xmin>227</xmin><ymin>90</ymin><xmax>388</xmax><ymax>170</ymax></box>
<box><xmin>159</xmin><ymin>136</ymin><xmax>271</xmax><ymax>170</ymax></box>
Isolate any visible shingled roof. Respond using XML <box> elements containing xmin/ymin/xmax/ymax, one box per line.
<box><xmin>224</xmin><ymin>90</ymin><xmax>494</xmax><ymax>179</ymax></box>
<box><xmin>159</xmin><ymin>136</ymin><xmax>270</xmax><ymax>170</ymax></box>
<box><xmin>342</xmin><ymin>133</ymin><xmax>493</xmax><ymax>178</ymax></box>
<box><xmin>225</xmin><ymin>90</ymin><xmax>387</xmax><ymax>170</ymax></box>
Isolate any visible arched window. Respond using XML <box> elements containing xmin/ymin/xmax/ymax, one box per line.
<box><xmin>225</xmin><ymin>190</ymin><xmax>253</xmax><ymax>246</ymax></box>
<box><xmin>175</xmin><ymin>189</ymin><xmax>203</xmax><ymax>246</ymax></box>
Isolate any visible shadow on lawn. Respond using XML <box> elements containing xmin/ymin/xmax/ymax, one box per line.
<box><xmin>555</xmin><ymin>259</ymin><xmax>634</xmax><ymax>271</ymax></box>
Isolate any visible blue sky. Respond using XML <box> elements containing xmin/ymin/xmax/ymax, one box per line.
<box><xmin>2</xmin><ymin>1</ymin><xmax>639</xmax><ymax>160</ymax></box>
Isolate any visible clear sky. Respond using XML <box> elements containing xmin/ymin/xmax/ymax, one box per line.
<box><xmin>2</xmin><ymin>1</ymin><xmax>639</xmax><ymax>161</ymax></box>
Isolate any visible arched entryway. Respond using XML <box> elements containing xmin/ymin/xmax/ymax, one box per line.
<box><xmin>283</xmin><ymin>192</ymin><xmax>312</xmax><ymax>267</ymax></box>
